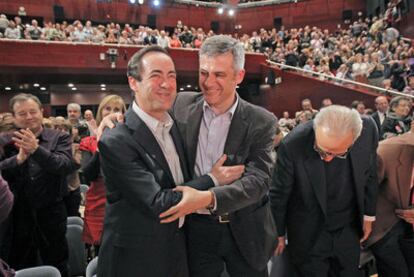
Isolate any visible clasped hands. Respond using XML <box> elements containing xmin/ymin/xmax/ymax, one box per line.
<box><xmin>159</xmin><ymin>154</ymin><xmax>245</xmax><ymax>223</ymax></box>
<box><xmin>12</xmin><ymin>128</ymin><xmax>39</xmax><ymax>165</ymax></box>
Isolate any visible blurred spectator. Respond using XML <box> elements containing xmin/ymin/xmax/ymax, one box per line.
<box><xmin>157</xmin><ymin>30</ymin><xmax>170</xmax><ymax>48</ymax></box>
<box><xmin>371</xmin><ymin>95</ymin><xmax>389</xmax><ymax>132</ymax></box>
<box><xmin>321</xmin><ymin>98</ymin><xmax>333</xmax><ymax>108</ymax></box>
<box><xmin>170</xmin><ymin>33</ymin><xmax>182</xmax><ymax>48</ymax></box>
<box><xmin>4</xmin><ymin>21</ymin><xmax>20</xmax><ymax>39</ymax></box>
<box><xmin>17</xmin><ymin>6</ymin><xmax>26</xmax><ymax>17</ymax></box>
<box><xmin>381</xmin><ymin>96</ymin><xmax>412</xmax><ymax>139</ymax></box>
<box><xmin>295</xmin><ymin>98</ymin><xmax>318</xmax><ymax>118</ymax></box>
<box><xmin>403</xmin><ymin>73</ymin><xmax>414</xmax><ymax>95</ymax></box>
<box><xmin>350</xmin><ymin>100</ymin><xmax>366</xmax><ymax>115</ymax></box>
<box><xmin>278</xmin><ymin>111</ymin><xmax>296</xmax><ymax>132</ymax></box>
<box><xmin>84</xmin><ymin>109</ymin><xmax>97</xmax><ymax>136</ymax></box>
<box><xmin>27</xmin><ymin>20</ymin><xmax>42</xmax><ymax>40</ymax></box>
<box><xmin>0</xmin><ymin>14</ymin><xmax>8</xmax><ymax>35</ymax></box>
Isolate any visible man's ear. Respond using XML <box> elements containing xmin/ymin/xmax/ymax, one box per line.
<box><xmin>128</xmin><ymin>76</ymin><xmax>139</xmax><ymax>92</ymax></box>
<box><xmin>236</xmin><ymin>69</ymin><xmax>246</xmax><ymax>85</ymax></box>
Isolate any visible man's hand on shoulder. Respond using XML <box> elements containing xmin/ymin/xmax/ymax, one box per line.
<box><xmin>210</xmin><ymin>154</ymin><xmax>245</xmax><ymax>186</ymax></box>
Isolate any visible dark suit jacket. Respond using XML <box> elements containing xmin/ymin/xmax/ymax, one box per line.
<box><xmin>367</xmin><ymin>132</ymin><xmax>414</xmax><ymax>246</ymax></box>
<box><xmin>172</xmin><ymin>91</ymin><xmax>278</xmax><ymax>271</ymax></box>
<box><xmin>97</xmin><ymin>107</ymin><xmax>211</xmax><ymax>277</ymax></box>
<box><xmin>269</xmin><ymin>117</ymin><xmax>378</xmax><ymax>264</ymax></box>
<box><xmin>371</xmin><ymin>111</ymin><xmax>382</xmax><ymax>133</ymax></box>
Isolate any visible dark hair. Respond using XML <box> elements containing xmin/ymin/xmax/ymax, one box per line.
<box><xmin>127</xmin><ymin>46</ymin><xmax>170</xmax><ymax>81</ymax></box>
<box><xmin>9</xmin><ymin>93</ymin><xmax>42</xmax><ymax>113</ymax></box>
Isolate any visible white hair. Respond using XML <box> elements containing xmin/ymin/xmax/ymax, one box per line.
<box><xmin>313</xmin><ymin>105</ymin><xmax>362</xmax><ymax>141</ymax></box>
<box><xmin>67</xmin><ymin>103</ymin><xmax>81</xmax><ymax>112</ymax></box>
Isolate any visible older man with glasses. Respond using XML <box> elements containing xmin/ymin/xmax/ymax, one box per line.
<box><xmin>270</xmin><ymin>105</ymin><xmax>379</xmax><ymax>277</ymax></box>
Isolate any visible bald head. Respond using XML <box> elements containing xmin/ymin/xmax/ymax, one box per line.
<box><xmin>375</xmin><ymin>96</ymin><xmax>388</xmax><ymax>113</ymax></box>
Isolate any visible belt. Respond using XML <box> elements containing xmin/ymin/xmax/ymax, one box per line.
<box><xmin>193</xmin><ymin>213</ymin><xmax>230</xmax><ymax>224</ymax></box>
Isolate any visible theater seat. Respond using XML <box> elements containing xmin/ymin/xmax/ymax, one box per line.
<box><xmin>15</xmin><ymin>266</ymin><xmax>61</xmax><ymax>277</ymax></box>
<box><xmin>86</xmin><ymin>256</ymin><xmax>98</xmax><ymax>277</ymax></box>
<box><xmin>66</xmin><ymin>224</ymin><xmax>87</xmax><ymax>276</ymax></box>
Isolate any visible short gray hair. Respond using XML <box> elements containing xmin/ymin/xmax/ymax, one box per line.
<box><xmin>313</xmin><ymin>105</ymin><xmax>362</xmax><ymax>141</ymax></box>
<box><xmin>199</xmin><ymin>35</ymin><xmax>245</xmax><ymax>72</ymax></box>
<box><xmin>67</xmin><ymin>103</ymin><xmax>81</xmax><ymax>112</ymax></box>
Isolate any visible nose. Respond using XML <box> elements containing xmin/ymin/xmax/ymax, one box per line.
<box><xmin>203</xmin><ymin>74</ymin><xmax>216</xmax><ymax>87</ymax></box>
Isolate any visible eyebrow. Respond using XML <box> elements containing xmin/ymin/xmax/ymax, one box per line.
<box><xmin>150</xmin><ymin>69</ymin><xmax>176</xmax><ymax>75</ymax></box>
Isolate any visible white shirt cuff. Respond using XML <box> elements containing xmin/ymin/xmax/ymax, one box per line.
<box><xmin>364</xmin><ymin>215</ymin><xmax>376</xmax><ymax>222</ymax></box>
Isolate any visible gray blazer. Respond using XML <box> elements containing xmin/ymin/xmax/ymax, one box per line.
<box><xmin>172</xmin><ymin>91</ymin><xmax>278</xmax><ymax>270</ymax></box>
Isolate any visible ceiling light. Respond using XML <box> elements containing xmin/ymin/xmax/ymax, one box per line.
<box><xmin>218</xmin><ymin>7</ymin><xmax>224</xmax><ymax>14</ymax></box>
<box><xmin>68</xmin><ymin>83</ymin><xmax>74</xmax><ymax>87</ymax></box>
<box><xmin>33</xmin><ymin>83</ymin><xmax>40</xmax><ymax>87</ymax></box>
<box><xmin>138</xmin><ymin>0</ymin><xmax>144</xmax><ymax>4</ymax></box>
<box><xmin>40</xmin><ymin>87</ymin><xmax>46</xmax><ymax>91</ymax></box>
<box><xmin>72</xmin><ymin>87</ymin><xmax>77</xmax><ymax>91</ymax></box>
<box><xmin>101</xmin><ymin>87</ymin><xmax>106</xmax><ymax>91</ymax></box>
<box><xmin>186</xmin><ymin>84</ymin><xmax>191</xmax><ymax>88</ymax></box>
<box><xmin>100</xmin><ymin>84</ymin><xmax>106</xmax><ymax>87</ymax></box>
<box><xmin>129</xmin><ymin>0</ymin><xmax>136</xmax><ymax>3</ymax></box>
<box><xmin>228</xmin><ymin>9</ymin><xmax>235</xmax><ymax>16</ymax></box>
<box><xmin>153</xmin><ymin>0</ymin><xmax>160</xmax><ymax>6</ymax></box>
<box><xmin>5</xmin><ymin>87</ymin><xmax>11</xmax><ymax>91</ymax></box>
<box><xmin>180</xmin><ymin>88</ymin><xmax>184</xmax><ymax>91</ymax></box>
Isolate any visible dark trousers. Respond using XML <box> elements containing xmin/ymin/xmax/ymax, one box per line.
<box><xmin>8</xmin><ymin>200</ymin><xmax>69</xmax><ymax>277</ymax></box>
<box><xmin>186</xmin><ymin>215</ymin><xmax>268</xmax><ymax>277</ymax></box>
<box><xmin>293</xmin><ymin>224</ymin><xmax>362</xmax><ymax>277</ymax></box>
<box><xmin>63</xmin><ymin>187</ymin><xmax>81</xmax><ymax>217</ymax></box>
<box><xmin>370</xmin><ymin>220</ymin><xmax>411</xmax><ymax>277</ymax></box>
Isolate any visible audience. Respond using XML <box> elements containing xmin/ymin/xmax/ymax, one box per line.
<box><xmin>381</xmin><ymin>96</ymin><xmax>412</xmax><ymax>139</ymax></box>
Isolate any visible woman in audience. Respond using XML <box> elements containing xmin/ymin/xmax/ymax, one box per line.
<box><xmin>381</xmin><ymin>96</ymin><xmax>412</xmax><ymax>140</ymax></box>
<box><xmin>367</xmin><ymin>52</ymin><xmax>385</xmax><ymax>87</ymax></box>
<box><xmin>80</xmin><ymin>94</ymin><xmax>126</xmax><ymax>258</ymax></box>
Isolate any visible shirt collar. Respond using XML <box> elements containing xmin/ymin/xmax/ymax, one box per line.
<box><xmin>132</xmin><ymin>101</ymin><xmax>173</xmax><ymax>133</ymax></box>
<box><xmin>203</xmin><ymin>94</ymin><xmax>239</xmax><ymax>119</ymax></box>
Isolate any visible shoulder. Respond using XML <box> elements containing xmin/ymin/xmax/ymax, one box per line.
<box><xmin>174</xmin><ymin>91</ymin><xmax>203</xmax><ymax>107</ymax></box>
<box><xmin>282</xmin><ymin>121</ymin><xmax>313</xmax><ymax>147</ymax></box>
<box><xmin>43</xmin><ymin>127</ymin><xmax>70</xmax><ymax>142</ymax></box>
<box><xmin>238</xmin><ymin>98</ymin><xmax>276</xmax><ymax>125</ymax></box>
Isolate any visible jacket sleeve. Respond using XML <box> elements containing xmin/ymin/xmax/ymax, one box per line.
<box><xmin>269</xmin><ymin>141</ymin><xmax>294</xmax><ymax>237</ymax></box>
<box><xmin>211</xmin><ymin>116</ymin><xmax>277</xmax><ymax>215</ymax></box>
<box><xmin>364</xmin><ymin>119</ymin><xmax>379</xmax><ymax>217</ymax></box>
<box><xmin>30</xmin><ymin>132</ymin><xmax>75</xmax><ymax>175</ymax></box>
<box><xmin>98</xmin><ymin>131</ymin><xmax>183</xmax><ymax>219</ymax></box>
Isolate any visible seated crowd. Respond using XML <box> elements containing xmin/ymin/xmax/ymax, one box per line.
<box><xmin>0</xmin><ymin>1</ymin><xmax>413</xmax><ymax>93</ymax></box>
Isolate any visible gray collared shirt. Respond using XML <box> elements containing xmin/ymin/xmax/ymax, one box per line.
<box><xmin>194</xmin><ymin>96</ymin><xmax>239</xmax><ymax>180</ymax></box>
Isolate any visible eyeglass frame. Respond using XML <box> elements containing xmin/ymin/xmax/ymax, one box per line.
<box><xmin>313</xmin><ymin>141</ymin><xmax>352</xmax><ymax>160</ymax></box>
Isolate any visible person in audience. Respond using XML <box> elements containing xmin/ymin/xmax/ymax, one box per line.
<box><xmin>371</xmin><ymin>95</ymin><xmax>389</xmax><ymax>132</ymax></box>
<box><xmin>351</xmin><ymin>100</ymin><xmax>366</xmax><ymax>115</ymax></box>
<box><xmin>0</xmin><ymin>14</ymin><xmax>9</xmax><ymax>35</ymax></box>
<box><xmin>97</xmin><ymin>46</ymin><xmax>240</xmax><ymax>276</ymax></box>
<box><xmin>321</xmin><ymin>98</ymin><xmax>333</xmax><ymax>108</ymax></box>
<box><xmin>270</xmin><ymin>105</ymin><xmax>378</xmax><ymax>277</ymax></box>
<box><xmin>403</xmin><ymin>73</ymin><xmax>414</xmax><ymax>95</ymax></box>
<box><xmin>352</xmin><ymin>53</ymin><xmax>369</xmax><ymax>83</ymax></box>
<box><xmin>295</xmin><ymin>98</ymin><xmax>318</xmax><ymax>118</ymax></box>
<box><xmin>166</xmin><ymin>35</ymin><xmax>277</xmax><ymax>277</ymax></box>
<box><xmin>0</xmin><ymin>93</ymin><xmax>75</xmax><ymax>277</ymax></box>
<box><xmin>4</xmin><ymin>20</ymin><xmax>20</xmax><ymax>39</ymax></box>
<box><xmin>366</xmin><ymin>127</ymin><xmax>414</xmax><ymax>277</ymax></box>
<box><xmin>381</xmin><ymin>96</ymin><xmax>412</xmax><ymax>140</ymax></box>
<box><xmin>84</xmin><ymin>109</ymin><xmax>97</xmax><ymax>136</ymax></box>
<box><xmin>170</xmin><ymin>33</ymin><xmax>182</xmax><ymax>48</ymax></box>
<box><xmin>27</xmin><ymin>19</ymin><xmax>42</xmax><ymax>40</ymax></box>
<box><xmin>80</xmin><ymin>95</ymin><xmax>126</xmax><ymax>258</ymax></box>
<box><xmin>66</xmin><ymin>103</ymin><xmax>83</xmax><ymax>125</ymax></box>
<box><xmin>157</xmin><ymin>30</ymin><xmax>170</xmax><ymax>48</ymax></box>
<box><xmin>278</xmin><ymin>111</ymin><xmax>296</xmax><ymax>131</ymax></box>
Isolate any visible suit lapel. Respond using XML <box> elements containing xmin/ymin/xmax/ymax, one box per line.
<box><xmin>125</xmin><ymin>108</ymin><xmax>175</xmax><ymax>185</ymax></box>
<box><xmin>223</xmin><ymin>99</ymin><xmax>249</xmax><ymax>166</ymax></box>
<box><xmin>304</xmin><ymin>138</ymin><xmax>327</xmax><ymax>216</ymax></box>
<box><xmin>186</xmin><ymin>98</ymin><xmax>204</xmax><ymax>177</ymax></box>
<box><xmin>170</xmin><ymin>121</ymin><xmax>190</xmax><ymax>182</ymax></box>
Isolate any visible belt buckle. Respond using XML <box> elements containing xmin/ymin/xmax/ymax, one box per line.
<box><xmin>218</xmin><ymin>214</ymin><xmax>230</xmax><ymax>223</ymax></box>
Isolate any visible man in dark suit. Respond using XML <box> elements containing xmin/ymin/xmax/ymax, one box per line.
<box><xmin>160</xmin><ymin>35</ymin><xmax>278</xmax><ymax>277</ymax></box>
<box><xmin>97</xmin><ymin>46</ymin><xmax>235</xmax><ymax>276</ymax></box>
<box><xmin>366</xmin><ymin>129</ymin><xmax>414</xmax><ymax>277</ymax></box>
<box><xmin>270</xmin><ymin>105</ymin><xmax>378</xmax><ymax>277</ymax></box>
<box><xmin>371</xmin><ymin>95</ymin><xmax>389</xmax><ymax>133</ymax></box>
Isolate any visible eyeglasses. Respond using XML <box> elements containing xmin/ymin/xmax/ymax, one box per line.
<box><xmin>313</xmin><ymin>142</ymin><xmax>351</xmax><ymax>160</ymax></box>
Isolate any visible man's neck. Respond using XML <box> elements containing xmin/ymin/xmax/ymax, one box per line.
<box><xmin>209</xmin><ymin>94</ymin><xmax>237</xmax><ymax>115</ymax></box>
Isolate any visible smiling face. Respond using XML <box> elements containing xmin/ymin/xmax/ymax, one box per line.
<box><xmin>199</xmin><ymin>53</ymin><xmax>245</xmax><ymax>114</ymax></box>
<box><xmin>129</xmin><ymin>51</ymin><xmax>177</xmax><ymax>120</ymax></box>
<box><xmin>13</xmin><ymin>99</ymin><xmax>44</xmax><ymax>134</ymax></box>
